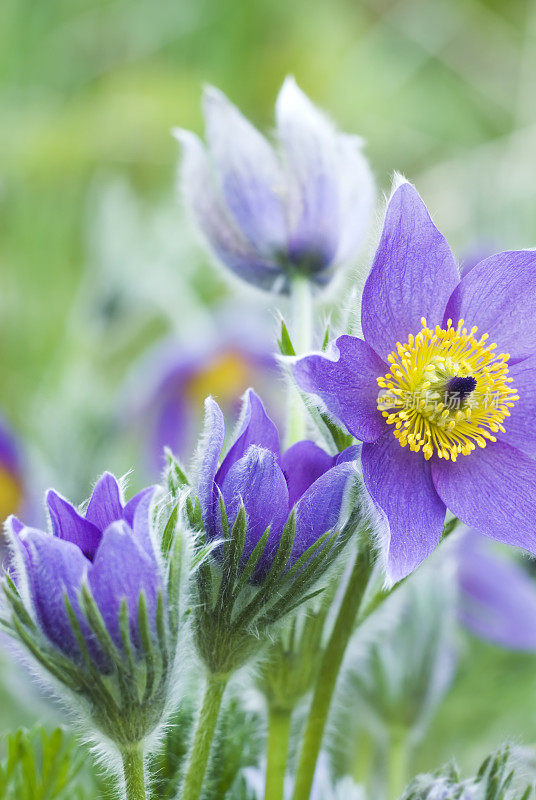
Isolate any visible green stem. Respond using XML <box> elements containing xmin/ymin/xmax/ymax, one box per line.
<box><xmin>291</xmin><ymin>544</ymin><xmax>374</xmax><ymax>800</ymax></box>
<box><xmin>387</xmin><ymin>728</ymin><xmax>408</xmax><ymax>800</ymax></box>
<box><xmin>352</xmin><ymin>729</ymin><xmax>376</xmax><ymax>791</ymax></box>
<box><xmin>264</xmin><ymin>707</ymin><xmax>292</xmax><ymax>800</ymax></box>
<box><xmin>181</xmin><ymin>673</ymin><xmax>228</xmax><ymax>800</ymax></box>
<box><xmin>286</xmin><ymin>275</ymin><xmax>313</xmax><ymax>448</ymax></box>
<box><xmin>121</xmin><ymin>745</ymin><xmax>146</xmax><ymax>800</ymax></box>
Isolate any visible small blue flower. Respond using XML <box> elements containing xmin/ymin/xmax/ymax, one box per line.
<box><xmin>292</xmin><ymin>182</ymin><xmax>536</xmax><ymax>582</ymax></box>
<box><xmin>197</xmin><ymin>389</ymin><xmax>359</xmax><ymax>580</ymax></box>
<box><xmin>174</xmin><ymin>77</ymin><xmax>375</xmax><ymax>293</ymax></box>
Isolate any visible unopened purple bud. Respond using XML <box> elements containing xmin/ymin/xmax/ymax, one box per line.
<box><xmin>174</xmin><ymin>78</ymin><xmax>375</xmax><ymax>294</ymax></box>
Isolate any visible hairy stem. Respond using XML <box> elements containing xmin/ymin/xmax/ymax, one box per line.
<box><xmin>291</xmin><ymin>544</ymin><xmax>374</xmax><ymax>800</ymax></box>
<box><xmin>180</xmin><ymin>674</ymin><xmax>228</xmax><ymax>800</ymax></box>
<box><xmin>264</xmin><ymin>707</ymin><xmax>292</xmax><ymax>800</ymax></box>
<box><xmin>121</xmin><ymin>745</ymin><xmax>146</xmax><ymax>800</ymax></box>
<box><xmin>286</xmin><ymin>275</ymin><xmax>313</xmax><ymax>448</ymax></box>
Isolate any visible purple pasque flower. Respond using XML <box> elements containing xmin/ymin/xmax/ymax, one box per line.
<box><xmin>7</xmin><ymin>472</ymin><xmax>161</xmax><ymax>665</ymax></box>
<box><xmin>457</xmin><ymin>530</ymin><xmax>536</xmax><ymax>652</ymax></box>
<box><xmin>292</xmin><ymin>181</ymin><xmax>536</xmax><ymax>582</ymax></box>
<box><xmin>197</xmin><ymin>389</ymin><xmax>359</xmax><ymax>580</ymax></box>
<box><xmin>122</xmin><ymin>304</ymin><xmax>280</xmax><ymax>472</ymax></box>
<box><xmin>0</xmin><ymin>417</ymin><xmax>25</xmax><ymax>522</ymax></box>
<box><xmin>174</xmin><ymin>77</ymin><xmax>374</xmax><ymax>294</ymax></box>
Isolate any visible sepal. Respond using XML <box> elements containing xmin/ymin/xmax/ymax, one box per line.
<box><xmin>164</xmin><ymin>447</ymin><xmax>190</xmax><ymax>500</ymax></box>
<box><xmin>186</xmin><ymin>490</ymin><xmax>365</xmax><ymax>676</ymax></box>
<box><xmin>2</xmin><ymin>571</ymin><xmax>176</xmax><ymax>747</ymax></box>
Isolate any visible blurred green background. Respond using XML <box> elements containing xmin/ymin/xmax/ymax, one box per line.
<box><xmin>2</xmin><ymin>0</ymin><xmax>536</xmax><ymax>788</ymax></box>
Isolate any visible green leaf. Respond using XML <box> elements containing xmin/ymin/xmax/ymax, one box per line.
<box><xmin>138</xmin><ymin>591</ymin><xmax>157</xmax><ymax>702</ymax></box>
<box><xmin>165</xmin><ymin>448</ymin><xmax>190</xmax><ymax>495</ymax></box>
<box><xmin>0</xmin><ymin>726</ymin><xmax>91</xmax><ymax>800</ymax></box>
<box><xmin>161</xmin><ymin>502</ymin><xmax>179</xmax><ymax>559</ymax></box>
<box><xmin>277</xmin><ymin>319</ymin><xmax>296</xmax><ymax>356</ymax></box>
<box><xmin>234</xmin><ymin>527</ymin><xmax>270</xmax><ymax>596</ymax></box>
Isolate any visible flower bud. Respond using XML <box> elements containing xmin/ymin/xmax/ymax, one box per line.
<box><xmin>186</xmin><ymin>388</ymin><xmax>364</xmax><ymax>676</ymax></box>
<box><xmin>2</xmin><ymin>472</ymin><xmax>179</xmax><ymax>749</ymax></box>
<box><xmin>174</xmin><ymin>77</ymin><xmax>374</xmax><ymax>294</ymax></box>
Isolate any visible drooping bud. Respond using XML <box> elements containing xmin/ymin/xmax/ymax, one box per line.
<box><xmin>174</xmin><ymin>78</ymin><xmax>375</xmax><ymax>295</ymax></box>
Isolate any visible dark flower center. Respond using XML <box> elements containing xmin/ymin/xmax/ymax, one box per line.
<box><xmin>445</xmin><ymin>375</ymin><xmax>477</xmax><ymax>403</ymax></box>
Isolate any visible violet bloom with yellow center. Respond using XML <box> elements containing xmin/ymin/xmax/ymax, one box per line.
<box><xmin>292</xmin><ymin>182</ymin><xmax>536</xmax><ymax>582</ymax></box>
<box><xmin>0</xmin><ymin>418</ymin><xmax>24</xmax><ymax>521</ymax></box>
<box><xmin>123</xmin><ymin>307</ymin><xmax>279</xmax><ymax>471</ymax></box>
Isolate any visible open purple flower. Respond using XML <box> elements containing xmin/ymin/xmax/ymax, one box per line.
<box><xmin>198</xmin><ymin>389</ymin><xmax>359</xmax><ymax>580</ymax></box>
<box><xmin>174</xmin><ymin>77</ymin><xmax>374</xmax><ymax>293</ymax></box>
<box><xmin>0</xmin><ymin>417</ymin><xmax>25</xmax><ymax>522</ymax></box>
<box><xmin>457</xmin><ymin>530</ymin><xmax>536</xmax><ymax>652</ymax></box>
<box><xmin>292</xmin><ymin>182</ymin><xmax>536</xmax><ymax>582</ymax></box>
<box><xmin>7</xmin><ymin>472</ymin><xmax>161</xmax><ymax>664</ymax></box>
<box><xmin>122</xmin><ymin>304</ymin><xmax>280</xmax><ymax>472</ymax></box>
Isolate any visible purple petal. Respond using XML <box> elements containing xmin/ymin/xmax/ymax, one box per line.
<box><xmin>197</xmin><ymin>397</ymin><xmax>225</xmax><ymax>536</ymax></box>
<box><xmin>497</xmin><ymin>354</ymin><xmax>536</xmax><ymax>458</ymax></box>
<box><xmin>89</xmin><ymin>521</ymin><xmax>161</xmax><ymax>651</ymax></box>
<box><xmin>5</xmin><ymin>515</ymin><xmax>29</xmax><ymax>575</ymax></box>
<box><xmin>128</xmin><ymin>487</ymin><xmax>156</xmax><ymax>558</ymax></box>
<box><xmin>85</xmin><ymin>472</ymin><xmax>124</xmax><ymax>530</ymax></box>
<box><xmin>123</xmin><ymin>487</ymin><xmax>155</xmax><ymax>528</ymax></box>
<box><xmin>292</xmin><ymin>460</ymin><xmax>357</xmax><ymax>562</ymax></box>
<box><xmin>202</xmin><ymin>86</ymin><xmax>287</xmax><ymax>256</ymax></box>
<box><xmin>6</xmin><ymin>515</ymin><xmax>23</xmax><ymax>535</ymax></box>
<box><xmin>275</xmin><ymin>77</ymin><xmax>340</xmax><ymax>271</ymax></box>
<box><xmin>458</xmin><ymin>531</ymin><xmax>536</xmax><ymax>651</ymax></box>
<box><xmin>21</xmin><ymin>528</ymin><xmax>91</xmax><ymax>660</ymax></box>
<box><xmin>46</xmin><ymin>490</ymin><xmax>101</xmax><ymax>560</ymax></box>
<box><xmin>0</xmin><ymin>418</ymin><xmax>21</xmax><ymax>476</ymax></box>
<box><xmin>361</xmin><ymin>183</ymin><xmax>459</xmax><ymax>361</ymax></box>
<box><xmin>175</xmin><ymin>129</ymin><xmax>282</xmax><ymax>291</ymax></box>
<box><xmin>216</xmin><ymin>389</ymin><xmax>280</xmax><ymax>486</ymax></box>
<box><xmin>432</xmin><ymin>441</ymin><xmax>536</xmax><ymax>553</ymax></box>
<box><xmin>335</xmin><ymin>444</ymin><xmax>362</xmax><ymax>464</ymax></box>
<box><xmin>362</xmin><ymin>433</ymin><xmax>446</xmax><ymax>583</ymax></box>
<box><xmin>444</xmin><ymin>250</ymin><xmax>536</xmax><ymax>362</ymax></box>
<box><xmin>292</xmin><ymin>336</ymin><xmax>387</xmax><ymax>442</ymax></box>
<box><xmin>152</xmin><ymin>393</ymin><xmax>191</xmax><ymax>470</ymax></box>
<box><xmin>220</xmin><ymin>446</ymin><xmax>289</xmax><ymax>572</ymax></box>
<box><xmin>280</xmin><ymin>440</ymin><xmax>335</xmax><ymax>508</ymax></box>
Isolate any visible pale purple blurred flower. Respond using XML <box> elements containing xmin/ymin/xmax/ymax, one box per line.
<box><xmin>121</xmin><ymin>306</ymin><xmax>281</xmax><ymax>472</ymax></box>
<box><xmin>458</xmin><ymin>530</ymin><xmax>536</xmax><ymax>652</ymax></box>
<box><xmin>174</xmin><ymin>77</ymin><xmax>375</xmax><ymax>293</ymax></box>
<box><xmin>0</xmin><ymin>417</ymin><xmax>25</xmax><ymax>522</ymax></box>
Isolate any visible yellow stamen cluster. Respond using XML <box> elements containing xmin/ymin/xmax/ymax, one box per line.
<box><xmin>377</xmin><ymin>318</ymin><xmax>519</xmax><ymax>461</ymax></box>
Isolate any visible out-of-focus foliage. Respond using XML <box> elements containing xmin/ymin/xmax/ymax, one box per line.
<box><xmin>400</xmin><ymin>747</ymin><xmax>535</xmax><ymax>800</ymax></box>
<box><xmin>0</xmin><ymin>727</ymin><xmax>90</xmax><ymax>800</ymax></box>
